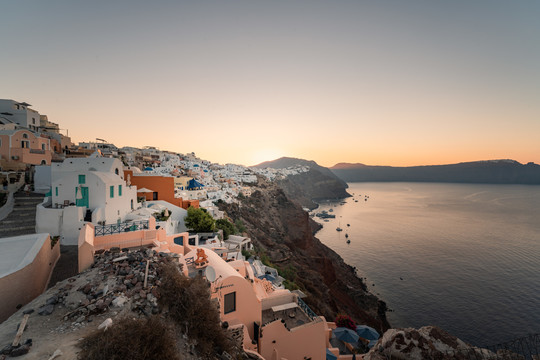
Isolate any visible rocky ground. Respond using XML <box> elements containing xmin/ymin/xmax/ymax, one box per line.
<box><xmin>0</xmin><ymin>248</ymin><xmax>200</xmax><ymax>360</ymax></box>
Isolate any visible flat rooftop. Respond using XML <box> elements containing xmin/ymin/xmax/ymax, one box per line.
<box><xmin>0</xmin><ymin>233</ymin><xmax>49</xmax><ymax>278</ymax></box>
<box><xmin>262</xmin><ymin>302</ymin><xmax>313</xmax><ymax>329</ymax></box>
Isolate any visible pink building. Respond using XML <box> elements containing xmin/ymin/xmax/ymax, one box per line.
<box><xmin>77</xmin><ymin>220</ymin><xmax>334</xmax><ymax>360</ymax></box>
<box><xmin>0</xmin><ymin>127</ymin><xmax>52</xmax><ymax>166</ymax></box>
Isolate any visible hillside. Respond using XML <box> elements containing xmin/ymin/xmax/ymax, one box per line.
<box><xmin>253</xmin><ymin>157</ymin><xmax>350</xmax><ymax>209</ymax></box>
<box><xmin>331</xmin><ymin>160</ymin><xmax>540</xmax><ymax>184</ymax></box>
<box><xmin>218</xmin><ymin>180</ymin><xmax>390</xmax><ymax>333</ymax></box>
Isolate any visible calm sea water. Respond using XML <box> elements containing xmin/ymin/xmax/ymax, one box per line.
<box><xmin>314</xmin><ymin>182</ymin><xmax>540</xmax><ymax>347</ymax></box>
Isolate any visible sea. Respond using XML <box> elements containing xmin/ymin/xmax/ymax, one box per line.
<box><xmin>313</xmin><ymin>182</ymin><xmax>540</xmax><ymax>347</ymax></box>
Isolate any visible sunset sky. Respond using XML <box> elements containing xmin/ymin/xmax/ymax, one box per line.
<box><xmin>2</xmin><ymin>1</ymin><xmax>539</xmax><ymax>167</ymax></box>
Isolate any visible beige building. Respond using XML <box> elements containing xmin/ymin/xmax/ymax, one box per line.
<box><xmin>0</xmin><ymin>233</ymin><xmax>60</xmax><ymax>323</ymax></box>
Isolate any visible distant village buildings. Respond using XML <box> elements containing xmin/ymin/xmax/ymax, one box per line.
<box><xmin>0</xmin><ymin>99</ymin><xmax>72</xmax><ymax>170</ymax></box>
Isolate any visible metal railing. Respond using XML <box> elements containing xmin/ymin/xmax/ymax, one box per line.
<box><xmin>297</xmin><ymin>297</ymin><xmax>318</xmax><ymax>321</ymax></box>
<box><xmin>94</xmin><ymin>220</ymin><xmax>149</xmax><ymax>237</ymax></box>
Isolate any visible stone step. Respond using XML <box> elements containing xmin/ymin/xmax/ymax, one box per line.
<box><xmin>0</xmin><ymin>231</ymin><xmax>36</xmax><ymax>238</ymax></box>
<box><xmin>13</xmin><ymin>196</ymin><xmax>44</xmax><ymax>201</ymax></box>
<box><xmin>13</xmin><ymin>201</ymin><xmax>39</xmax><ymax>207</ymax></box>
<box><xmin>13</xmin><ymin>206</ymin><xmax>36</xmax><ymax>214</ymax></box>
<box><xmin>0</xmin><ymin>225</ymin><xmax>35</xmax><ymax>234</ymax></box>
<box><xmin>0</xmin><ymin>218</ymin><xmax>36</xmax><ymax>225</ymax></box>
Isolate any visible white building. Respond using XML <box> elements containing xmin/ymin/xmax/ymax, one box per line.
<box><xmin>0</xmin><ymin>99</ymin><xmax>41</xmax><ymax>132</ymax></box>
<box><xmin>36</xmin><ymin>153</ymin><xmax>139</xmax><ymax>244</ymax></box>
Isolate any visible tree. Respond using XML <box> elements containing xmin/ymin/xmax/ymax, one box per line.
<box><xmin>184</xmin><ymin>206</ymin><xmax>215</xmax><ymax>233</ymax></box>
<box><xmin>215</xmin><ymin>219</ymin><xmax>236</xmax><ymax>240</ymax></box>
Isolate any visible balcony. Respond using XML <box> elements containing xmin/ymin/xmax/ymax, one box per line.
<box><xmin>94</xmin><ymin>220</ymin><xmax>149</xmax><ymax>237</ymax></box>
<box><xmin>29</xmin><ymin>149</ymin><xmax>46</xmax><ymax>154</ymax></box>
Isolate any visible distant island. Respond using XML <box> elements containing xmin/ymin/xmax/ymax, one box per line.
<box><xmin>330</xmin><ymin>160</ymin><xmax>540</xmax><ymax>184</ymax></box>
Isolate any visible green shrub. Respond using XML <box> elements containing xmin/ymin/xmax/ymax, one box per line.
<box><xmin>215</xmin><ymin>218</ymin><xmax>236</xmax><ymax>240</ymax></box>
<box><xmin>234</xmin><ymin>219</ymin><xmax>246</xmax><ymax>234</ymax></box>
<box><xmin>184</xmin><ymin>206</ymin><xmax>215</xmax><ymax>232</ymax></box>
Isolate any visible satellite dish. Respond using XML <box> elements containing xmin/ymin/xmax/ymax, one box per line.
<box><xmin>205</xmin><ymin>266</ymin><xmax>216</xmax><ymax>282</ymax></box>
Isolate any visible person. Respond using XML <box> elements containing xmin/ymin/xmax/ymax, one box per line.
<box><xmin>24</xmin><ymin>183</ymin><xmax>30</xmax><ymax>196</ymax></box>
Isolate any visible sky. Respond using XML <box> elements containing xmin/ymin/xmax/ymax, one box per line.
<box><xmin>2</xmin><ymin>0</ymin><xmax>539</xmax><ymax>167</ymax></box>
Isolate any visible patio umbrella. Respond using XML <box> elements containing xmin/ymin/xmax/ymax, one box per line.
<box><xmin>333</xmin><ymin>327</ymin><xmax>360</xmax><ymax>344</ymax></box>
<box><xmin>356</xmin><ymin>325</ymin><xmax>380</xmax><ymax>341</ymax></box>
<box><xmin>326</xmin><ymin>348</ymin><xmax>338</xmax><ymax>360</ymax></box>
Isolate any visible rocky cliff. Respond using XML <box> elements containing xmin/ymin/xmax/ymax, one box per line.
<box><xmin>219</xmin><ymin>180</ymin><xmax>389</xmax><ymax>333</ymax></box>
<box><xmin>253</xmin><ymin>157</ymin><xmax>351</xmax><ymax>209</ymax></box>
<box><xmin>363</xmin><ymin>326</ymin><xmax>525</xmax><ymax>360</ymax></box>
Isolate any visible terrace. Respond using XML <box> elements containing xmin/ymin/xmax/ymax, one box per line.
<box><xmin>261</xmin><ymin>293</ymin><xmax>320</xmax><ymax>330</ymax></box>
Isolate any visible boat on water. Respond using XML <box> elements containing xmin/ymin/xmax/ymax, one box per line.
<box><xmin>336</xmin><ymin>227</ymin><xmax>343</xmax><ymax>232</ymax></box>
<box><xmin>315</xmin><ymin>211</ymin><xmax>336</xmax><ymax>219</ymax></box>
<box><xmin>346</xmin><ymin>239</ymin><xmax>351</xmax><ymax>244</ymax></box>
<box><xmin>345</xmin><ymin>233</ymin><xmax>349</xmax><ymax>238</ymax></box>
<box><xmin>347</xmin><ymin>224</ymin><xmax>350</xmax><ymax>227</ymax></box>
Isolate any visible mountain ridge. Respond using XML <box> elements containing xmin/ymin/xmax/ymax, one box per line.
<box><xmin>329</xmin><ymin>159</ymin><xmax>540</xmax><ymax>184</ymax></box>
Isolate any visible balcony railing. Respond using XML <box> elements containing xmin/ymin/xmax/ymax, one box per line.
<box><xmin>29</xmin><ymin>149</ymin><xmax>46</xmax><ymax>154</ymax></box>
<box><xmin>94</xmin><ymin>220</ymin><xmax>149</xmax><ymax>237</ymax></box>
<box><xmin>297</xmin><ymin>297</ymin><xmax>318</xmax><ymax>321</ymax></box>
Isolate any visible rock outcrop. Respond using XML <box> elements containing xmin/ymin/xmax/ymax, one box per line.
<box><xmin>252</xmin><ymin>157</ymin><xmax>350</xmax><ymax>209</ymax></box>
<box><xmin>364</xmin><ymin>326</ymin><xmax>525</xmax><ymax>360</ymax></box>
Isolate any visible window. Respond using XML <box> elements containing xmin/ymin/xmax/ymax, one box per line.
<box><xmin>21</xmin><ymin>141</ymin><xmax>29</xmax><ymax>148</ymax></box>
<box><xmin>32</xmin><ymin>118</ymin><xmax>36</xmax><ymax>124</ymax></box>
<box><xmin>77</xmin><ymin>175</ymin><xmax>85</xmax><ymax>184</ymax></box>
<box><xmin>110</xmin><ymin>185</ymin><xmax>114</xmax><ymax>198</ymax></box>
<box><xmin>118</xmin><ymin>185</ymin><xmax>122</xmax><ymax>196</ymax></box>
<box><xmin>55</xmin><ymin>187</ymin><xmax>58</xmax><ymax>196</ymax></box>
<box><xmin>115</xmin><ymin>168</ymin><xmax>119</xmax><ymax>175</ymax></box>
<box><xmin>224</xmin><ymin>292</ymin><xmax>236</xmax><ymax>314</ymax></box>
<box><xmin>22</xmin><ymin>133</ymin><xmax>28</xmax><ymax>139</ymax></box>
<box><xmin>41</xmin><ymin>144</ymin><xmax>46</xmax><ymax>150</ymax></box>
<box><xmin>174</xmin><ymin>236</ymin><xmax>184</xmax><ymax>246</ymax></box>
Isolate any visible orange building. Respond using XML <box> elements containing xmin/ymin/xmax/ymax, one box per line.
<box><xmin>124</xmin><ymin>170</ymin><xmax>199</xmax><ymax>210</ymax></box>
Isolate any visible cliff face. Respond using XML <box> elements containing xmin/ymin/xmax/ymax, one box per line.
<box><xmin>219</xmin><ymin>181</ymin><xmax>389</xmax><ymax>333</ymax></box>
<box><xmin>277</xmin><ymin>169</ymin><xmax>350</xmax><ymax>210</ymax></box>
<box><xmin>252</xmin><ymin>157</ymin><xmax>350</xmax><ymax>209</ymax></box>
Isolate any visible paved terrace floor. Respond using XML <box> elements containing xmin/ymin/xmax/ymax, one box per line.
<box><xmin>262</xmin><ymin>303</ymin><xmax>312</xmax><ymax>329</ymax></box>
